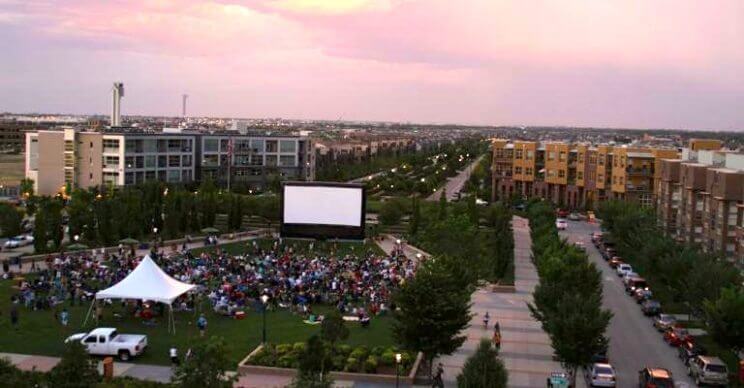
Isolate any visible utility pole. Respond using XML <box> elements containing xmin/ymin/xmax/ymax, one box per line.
<box><xmin>182</xmin><ymin>94</ymin><xmax>188</xmax><ymax>117</ymax></box>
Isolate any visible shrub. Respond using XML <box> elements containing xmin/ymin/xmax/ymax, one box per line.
<box><xmin>349</xmin><ymin>346</ymin><xmax>369</xmax><ymax>362</ymax></box>
<box><xmin>331</xmin><ymin>355</ymin><xmax>346</xmax><ymax>371</ymax></box>
<box><xmin>336</xmin><ymin>344</ymin><xmax>352</xmax><ymax>356</ymax></box>
<box><xmin>371</xmin><ymin>346</ymin><xmax>385</xmax><ymax>356</ymax></box>
<box><xmin>363</xmin><ymin>356</ymin><xmax>378</xmax><ymax>373</ymax></box>
<box><xmin>278</xmin><ymin>354</ymin><xmax>297</xmax><ymax>368</ymax></box>
<box><xmin>276</xmin><ymin>344</ymin><xmax>293</xmax><ymax>356</ymax></box>
<box><xmin>345</xmin><ymin>357</ymin><xmax>359</xmax><ymax>372</ymax></box>
<box><xmin>292</xmin><ymin>342</ymin><xmax>306</xmax><ymax>353</ymax></box>
<box><xmin>380</xmin><ymin>350</ymin><xmax>396</xmax><ymax>366</ymax></box>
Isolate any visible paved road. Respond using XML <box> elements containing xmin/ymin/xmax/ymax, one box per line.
<box><xmin>347</xmin><ymin>171</ymin><xmax>385</xmax><ymax>184</ymax></box>
<box><xmin>560</xmin><ymin>220</ymin><xmax>694</xmax><ymax>388</ymax></box>
<box><xmin>427</xmin><ymin>155</ymin><xmax>484</xmax><ymax>202</ymax></box>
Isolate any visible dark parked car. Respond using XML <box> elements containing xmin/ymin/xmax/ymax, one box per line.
<box><xmin>638</xmin><ymin>368</ymin><xmax>674</xmax><ymax>388</ymax></box>
<box><xmin>641</xmin><ymin>300</ymin><xmax>661</xmax><ymax>316</ymax></box>
<box><xmin>633</xmin><ymin>288</ymin><xmax>653</xmax><ymax>304</ymax></box>
<box><xmin>625</xmin><ymin>277</ymin><xmax>648</xmax><ymax>295</ymax></box>
<box><xmin>677</xmin><ymin>340</ymin><xmax>706</xmax><ymax>366</ymax></box>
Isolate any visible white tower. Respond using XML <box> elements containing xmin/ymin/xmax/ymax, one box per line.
<box><xmin>182</xmin><ymin>94</ymin><xmax>188</xmax><ymax>117</ymax></box>
<box><xmin>111</xmin><ymin>82</ymin><xmax>124</xmax><ymax>126</ymax></box>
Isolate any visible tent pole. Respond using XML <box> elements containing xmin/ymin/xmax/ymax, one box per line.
<box><xmin>83</xmin><ymin>298</ymin><xmax>96</xmax><ymax>327</ymax></box>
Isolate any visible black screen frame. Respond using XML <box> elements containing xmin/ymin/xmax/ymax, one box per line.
<box><xmin>280</xmin><ymin>181</ymin><xmax>366</xmax><ymax>240</ymax></box>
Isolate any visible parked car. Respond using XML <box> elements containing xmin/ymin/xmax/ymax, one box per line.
<box><xmin>591</xmin><ymin>232</ymin><xmax>603</xmax><ymax>246</ymax></box>
<box><xmin>3</xmin><ymin>234</ymin><xmax>34</xmax><ymax>249</ymax></box>
<box><xmin>638</xmin><ymin>368</ymin><xmax>675</xmax><ymax>388</ymax></box>
<box><xmin>653</xmin><ymin>314</ymin><xmax>676</xmax><ymax>332</ymax></box>
<box><xmin>557</xmin><ymin>209</ymin><xmax>569</xmax><ymax>218</ymax></box>
<box><xmin>65</xmin><ymin>327</ymin><xmax>147</xmax><ymax>361</ymax></box>
<box><xmin>616</xmin><ymin>263</ymin><xmax>633</xmax><ymax>277</ymax></box>
<box><xmin>663</xmin><ymin>327</ymin><xmax>692</xmax><ymax>347</ymax></box>
<box><xmin>568</xmin><ymin>212</ymin><xmax>581</xmax><ymax>221</ymax></box>
<box><xmin>608</xmin><ymin>257</ymin><xmax>624</xmax><ymax>269</ymax></box>
<box><xmin>678</xmin><ymin>340</ymin><xmax>707</xmax><ymax>366</ymax></box>
<box><xmin>688</xmin><ymin>355</ymin><xmax>728</xmax><ymax>386</ymax></box>
<box><xmin>574</xmin><ymin>241</ymin><xmax>586</xmax><ymax>251</ymax></box>
<box><xmin>625</xmin><ymin>277</ymin><xmax>648</xmax><ymax>295</ymax></box>
<box><xmin>641</xmin><ymin>300</ymin><xmax>662</xmax><ymax>316</ymax></box>
<box><xmin>585</xmin><ymin>363</ymin><xmax>617</xmax><ymax>387</ymax></box>
<box><xmin>556</xmin><ymin>218</ymin><xmax>568</xmax><ymax>230</ymax></box>
<box><xmin>633</xmin><ymin>288</ymin><xmax>654</xmax><ymax>304</ymax></box>
<box><xmin>602</xmin><ymin>246</ymin><xmax>616</xmax><ymax>260</ymax></box>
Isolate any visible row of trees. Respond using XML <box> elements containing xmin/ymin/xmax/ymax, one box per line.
<box><xmin>0</xmin><ymin>202</ymin><xmax>23</xmax><ymax>237</ymax></box>
<box><xmin>598</xmin><ymin>201</ymin><xmax>744</xmax><ymax>355</ymax></box>
<box><xmin>25</xmin><ymin>179</ymin><xmax>281</xmax><ymax>253</ymax></box>
<box><xmin>526</xmin><ymin>200</ymin><xmax>612</xmax><ymax>385</ymax></box>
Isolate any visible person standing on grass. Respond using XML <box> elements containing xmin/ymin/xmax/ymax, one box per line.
<box><xmin>60</xmin><ymin>308</ymin><xmax>69</xmax><ymax>326</ymax></box>
<box><xmin>10</xmin><ymin>305</ymin><xmax>19</xmax><ymax>330</ymax></box>
<box><xmin>197</xmin><ymin>314</ymin><xmax>207</xmax><ymax>337</ymax></box>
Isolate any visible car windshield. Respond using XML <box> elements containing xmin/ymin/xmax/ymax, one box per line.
<box><xmin>595</xmin><ymin>366</ymin><xmax>613</xmax><ymax>374</ymax></box>
<box><xmin>705</xmin><ymin>364</ymin><xmax>727</xmax><ymax>373</ymax></box>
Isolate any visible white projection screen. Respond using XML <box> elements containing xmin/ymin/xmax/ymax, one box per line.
<box><xmin>281</xmin><ymin>182</ymin><xmax>366</xmax><ymax>239</ymax></box>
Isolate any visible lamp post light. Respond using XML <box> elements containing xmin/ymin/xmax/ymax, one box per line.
<box><xmin>395</xmin><ymin>353</ymin><xmax>402</xmax><ymax>388</ymax></box>
<box><xmin>73</xmin><ymin>234</ymin><xmax>79</xmax><ymax>242</ymax></box>
<box><xmin>261</xmin><ymin>294</ymin><xmax>270</xmax><ymax>344</ymax></box>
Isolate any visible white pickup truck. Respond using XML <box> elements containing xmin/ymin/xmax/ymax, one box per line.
<box><xmin>65</xmin><ymin>327</ymin><xmax>147</xmax><ymax>361</ymax></box>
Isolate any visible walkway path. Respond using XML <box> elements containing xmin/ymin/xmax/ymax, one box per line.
<box><xmin>435</xmin><ymin>216</ymin><xmax>562</xmax><ymax>388</ymax></box>
<box><xmin>427</xmin><ymin>155</ymin><xmax>484</xmax><ymax>202</ymax></box>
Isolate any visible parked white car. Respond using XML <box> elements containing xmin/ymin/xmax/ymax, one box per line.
<box><xmin>616</xmin><ymin>263</ymin><xmax>633</xmax><ymax>277</ymax></box>
<box><xmin>556</xmin><ymin>218</ymin><xmax>568</xmax><ymax>230</ymax></box>
<box><xmin>65</xmin><ymin>327</ymin><xmax>147</xmax><ymax>361</ymax></box>
<box><xmin>585</xmin><ymin>362</ymin><xmax>617</xmax><ymax>387</ymax></box>
<box><xmin>3</xmin><ymin>234</ymin><xmax>34</xmax><ymax>249</ymax></box>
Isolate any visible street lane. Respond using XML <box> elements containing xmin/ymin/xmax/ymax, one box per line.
<box><xmin>560</xmin><ymin>220</ymin><xmax>693</xmax><ymax>388</ymax></box>
<box><xmin>427</xmin><ymin>154</ymin><xmax>484</xmax><ymax>202</ymax></box>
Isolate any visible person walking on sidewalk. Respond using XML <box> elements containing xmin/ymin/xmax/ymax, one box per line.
<box><xmin>483</xmin><ymin>311</ymin><xmax>490</xmax><ymax>329</ymax></box>
<box><xmin>432</xmin><ymin>362</ymin><xmax>444</xmax><ymax>388</ymax></box>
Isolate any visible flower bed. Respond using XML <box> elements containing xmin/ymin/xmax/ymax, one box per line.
<box><xmin>239</xmin><ymin>343</ymin><xmax>423</xmax><ymax>385</ymax></box>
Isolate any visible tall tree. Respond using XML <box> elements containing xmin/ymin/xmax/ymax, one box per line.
<box><xmin>0</xmin><ymin>203</ymin><xmax>22</xmax><ymax>238</ymax></box>
<box><xmin>173</xmin><ymin>337</ymin><xmax>237</xmax><ymax>388</ymax></box>
<box><xmin>408</xmin><ymin>196</ymin><xmax>420</xmax><ymax>235</ymax></box>
<box><xmin>393</xmin><ymin>256</ymin><xmax>472</xmax><ymax>377</ymax></box>
<box><xmin>457</xmin><ymin>339</ymin><xmax>508</xmax><ymax>388</ymax></box>
<box><xmin>703</xmin><ymin>286</ymin><xmax>744</xmax><ymax>354</ymax></box>
<box><xmin>48</xmin><ymin>341</ymin><xmax>99</xmax><ymax>388</ymax></box>
<box><xmin>467</xmin><ymin>194</ymin><xmax>479</xmax><ymax>226</ymax></box>
<box><xmin>290</xmin><ymin>335</ymin><xmax>334</xmax><ymax>388</ymax></box>
<box><xmin>438</xmin><ymin>188</ymin><xmax>448</xmax><ymax>220</ymax></box>
<box><xmin>320</xmin><ymin>310</ymin><xmax>349</xmax><ymax>347</ymax></box>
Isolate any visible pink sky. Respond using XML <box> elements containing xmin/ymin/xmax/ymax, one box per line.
<box><xmin>1</xmin><ymin>0</ymin><xmax>743</xmax><ymax>130</ymax></box>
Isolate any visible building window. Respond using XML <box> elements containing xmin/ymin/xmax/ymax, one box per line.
<box><xmin>182</xmin><ymin>155</ymin><xmax>192</xmax><ymax>167</ymax></box>
<box><xmin>525</xmin><ymin>167</ymin><xmax>533</xmax><ymax>175</ymax></box>
<box><xmin>265</xmin><ymin>140</ymin><xmax>278</xmax><ymax>153</ymax></box>
<box><xmin>167</xmin><ymin>170</ymin><xmax>181</xmax><ymax>183</ymax></box>
<box><xmin>103</xmin><ymin>156</ymin><xmax>119</xmax><ymax>168</ymax></box>
<box><xmin>145</xmin><ymin>155</ymin><xmax>156</xmax><ymax>168</ymax></box>
<box><xmin>526</xmin><ymin>150</ymin><xmax>534</xmax><ymax>160</ymax></box>
<box><xmin>143</xmin><ymin>139</ymin><xmax>157</xmax><ymax>153</ymax></box>
<box><xmin>168</xmin><ymin>155</ymin><xmax>180</xmax><ymax>167</ymax></box>
<box><xmin>558</xmin><ymin>170</ymin><xmax>565</xmax><ymax>178</ymax></box>
<box><xmin>514</xmin><ymin>166</ymin><xmax>522</xmax><ymax>174</ymax></box>
<box><xmin>204</xmin><ymin>138</ymin><xmax>219</xmax><ymax>152</ymax></box>
<box><xmin>135</xmin><ymin>156</ymin><xmax>144</xmax><ymax>168</ymax></box>
<box><xmin>548</xmin><ymin>152</ymin><xmax>556</xmax><ymax>161</ymax></box>
<box><xmin>158</xmin><ymin>155</ymin><xmax>167</xmax><ymax>168</ymax></box>
<box><xmin>280</xmin><ymin>140</ymin><xmax>296</xmax><ymax>153</ymax></box>
<box><xmin>252</xmin><ymin>139</ymin><xmax>264</xmax><ymax>153</ymax></box>
<box><xmin>103</xmin><ymin>139</ymin><xmax>119</xmax><ymax>152</ymax></box>
<box><xmin>220</xmin><ymin>139</ymin><xmax>230</xmax><ymax>152</ymax></box>
<box><xmin>145</xmin><ymin>170</ymin><xmax>156</xmax><ymax>181</ymax></box>
<box><xmin>279</xmin><ymin>155</ymin><xmax>296</xmax><ymax>166</ymax></box>
<box><xmin>265</xmin><ymin>155</ymin><xmax>278</xmax><ymax>166</ymax></box>
<box><xmin>202</xmin><ymin>155</ymin><xmax>219</xmax><ymax>167</ymax></box>
<box><xmin>124</xmin><ymin>156</ymin><xmax>134</xmax><ymax>168</ymax></box>
<box><xmin>124</xmin><ymin>172</ymin><xmax>134</xmax><ymax>185</ymax></box>
<box><xmin>559</xmin><ymin>152</ymin><xmax>566</xmax><ymax>161</ymax></box>
<box><xmin>577</xmin><ymin>171</ymin><xmax>583</xmax><ymax>180</ymax></box>
<box><xmin>515</xmin><ymin>149</ymin><xmax>523</xmax><ymax>159</ymax></box>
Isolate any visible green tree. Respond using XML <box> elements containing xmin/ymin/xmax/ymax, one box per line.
<box><xmin>379</xmin><ymin>199</ymin><xmax>404</xmax><ymax>226</ymax></box>
<box><xmin>19</xmin><ymin>178</ymin><xmax>36</xmax><ymax>216</ymax></box>
<box><xmin>703</xmin><ymin>286</ymin><xmax>744</xmax><ymax>353</ymax></box>
<box><xmin>48</xmin><ymin>341</ymin><xmax>100</xmax><ymax>388</ymax></box>
<box><xmin>467</xmin><ymin>194</ymin><xmax>479</xmax><ymax>226</ymax></box>
<box><xmin>393</xmin><ymin>257</ymin><xmax>472</xmax><ymax>377</ymax></box>
<box><xmin>290</xmin><ymin>335</ymin><xmax>333</xmax><ymax>388</ymax></box>
<box><xmin>408</xmin><ymin>196</ymin><xmax>421</xmax><ymax>235</ymax></box>
<box><xmin>438</xmin><ymin>188</ymin><xmax>447</xmax><ymax>220</ymax></box>
<box><xmin>173</xmin><ymin>337</ymin><xmax>237</xmax><ymax>388</ymax></box>
<box><xmin>457</xmin><ymin>339</ymin><xmax>508</xmax><ymax>388</ymax></box>
<box><xmin>0</xmin><ymin>203</ymin><xmax>22</xmax><ymax>238</ymax></box>
<box><xmin>320</xmin><ymin>310</ymin><xmax>349</xmax><ymax>347</ymax></box>
<box><xmin>198</xmin><ymin>178</ymin><xmax>218</xmax><ymax>227</ymax></box>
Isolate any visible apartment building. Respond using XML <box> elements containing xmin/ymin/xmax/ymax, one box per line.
<box><xmin>491</xmin><ymin>139</ymin><xmax>680</xmax><ymax>209</ymax></box>
<box><xmin>25</xmin><ymin>128</ymin><xmax>314</xmax><ymax>195</ymax></box>
<box><xmin>656</xmin><ymin>146</ymin><xmax>743</xmax><ymax>261</ymax></box>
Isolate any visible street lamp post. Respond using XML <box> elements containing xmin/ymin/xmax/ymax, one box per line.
<box><xmin>261</xmin><ymin>294</ymin><xmax>270</xmax><ymax>344</ymax></box>
<box><xmin>395</xmin><ymin>353</ymin><xmax>402</xmax><ymax>388</ymax></box>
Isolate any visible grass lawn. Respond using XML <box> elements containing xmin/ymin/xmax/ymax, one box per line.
<box><xmin>0</xmin><ymin>239</ymin><xmax>395</xmax><ymax>367</ymax></box>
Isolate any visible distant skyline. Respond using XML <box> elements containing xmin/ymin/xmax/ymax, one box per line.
<box><xmin>1</xmin><ymin>0</ymin><xmax>743</xmax><ymax>131</ymax></box>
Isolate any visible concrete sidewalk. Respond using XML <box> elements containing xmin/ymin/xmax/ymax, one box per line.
<box><xmin>435</xmin><ymin>216</ymin><xmax>563</xmax><ymax>388</ymax></box>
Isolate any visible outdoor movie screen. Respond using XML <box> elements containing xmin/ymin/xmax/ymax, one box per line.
<box><xmin>280</xmin><ymin>182</ymin><xmax>366</xmax><ymax>240</ymax></box>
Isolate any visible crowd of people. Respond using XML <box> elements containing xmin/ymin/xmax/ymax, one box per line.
<box><xmin>3</xmin><ymin>238</ymin><xmax>419</xmax><ymax>326</ymax></box>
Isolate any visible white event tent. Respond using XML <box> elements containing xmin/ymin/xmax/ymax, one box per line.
<box><xmin>84</xmin><ymin>255</ymin><xmax>196</xmax><ymax>333</ymax></box>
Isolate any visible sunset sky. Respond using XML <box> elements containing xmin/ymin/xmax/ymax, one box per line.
<box><xmin>1</xmin><ymin>0</ymin><xmax>743</xmax><ymax>130</ymax></box>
